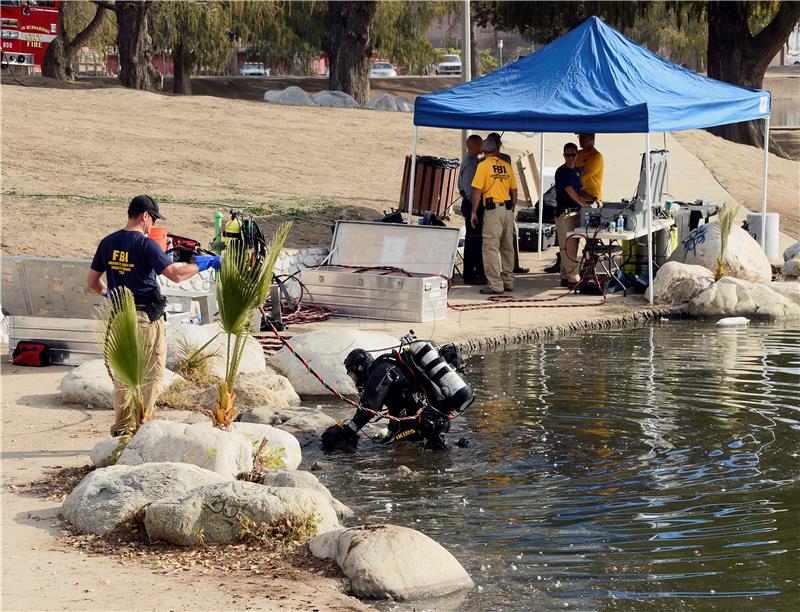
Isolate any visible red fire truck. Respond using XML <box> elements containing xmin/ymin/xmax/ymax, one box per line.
<box><xmin>1</xmin><ymin>0</ymin><xmax>59</xmax><ymax>70</ymax></box>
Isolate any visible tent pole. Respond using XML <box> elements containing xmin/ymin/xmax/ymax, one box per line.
<box><xmin>760</xmin><ymin>116</ymin><xmax>769</xmax><ymax>250</ymax></box>
<box><xmin>645</xmin><ymin>133</ymin><xmax>653</xmax><ymax>305</ymax></box>
<box><xmin>407</xmin><ymin>125</ymin><xmax>419</xmax><ymax>225</ymax></box>
<box><xmin>537</xmin><ymin>132</ymin><xmax>545</xmax><ymax>259</ymax></box>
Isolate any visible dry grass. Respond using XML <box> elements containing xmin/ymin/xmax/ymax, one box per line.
<box><xmin>6</xmin><ymin>465</ymin><xmax>95</xmax><ymax>503</ymax></box>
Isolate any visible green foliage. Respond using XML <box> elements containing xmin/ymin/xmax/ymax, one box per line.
<box><xmin>373</xmin><ymin>1</ymin><xmax>448</xmax><ymax>74</ymax></box>
<box><xmin>101</xmin><ymin>288</ymin><xmax>147</xmax><ymax>429</ymax></box>
<box><xmin>478</xmin><ymin>48</ymin><xmax>499</xmax><ymax>74</ymax></box>
<box><xmin>173</xmin><ymin>336</ymin><xmax>220</xmax><ymax>388</ymax></box>
<box><xmin>622</xmin><ymin>3</ymin><xmax>707</xmax><ymax>70</ymax></box>
<box><xmin>213</xmin><ymin>223</ymin><xmax>292</xmax><ymax>429</ymax></box>
<box><xmin>63</xmin><ymin>1</ymin><xmax>116</xmax><ymax>51</ymax></box>
<box><xmin>715</xmin><ymin>201</ymin><xmax>743</xmax><ymax>281</ymax></box>
<box><xmin>253</xmin><ymin>438</ymin><xmax>286</xmax><ymax>472</ymax></box>
<box><xmin>237</xmin><ymin>512</ymin><xmax>319</xmax><ymax>547</ymax></box>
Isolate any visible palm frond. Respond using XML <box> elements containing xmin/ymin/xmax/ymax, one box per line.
<box><xmin>101</xmin><ymin>288</ymin><xmax>144</xmax><ymax>392</ymax></box>
<box><xmin>715</xmin><ymin>201</ymin><xmax>742</xmax><ymax>281</ymax></box>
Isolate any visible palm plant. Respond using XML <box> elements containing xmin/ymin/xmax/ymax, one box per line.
<box><xmin>101</xmin><ymin>287</ymin><xmax>148</xmax><ymax>431</ymax></box>
<box><xmin>715</xmin><ymin>201</ymin><xmax>742</xmax><ymax>281</ymax></box>
<box><xmin>213</xmin><ymin>223</ymin><xmax>291</xmax><ymax>429</ymax></box>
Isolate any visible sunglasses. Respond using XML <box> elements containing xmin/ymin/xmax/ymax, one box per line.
<box><xmin>563</xmin><ymin>153</ymin><xmax>577</xmax><ymax>157</ymax></box>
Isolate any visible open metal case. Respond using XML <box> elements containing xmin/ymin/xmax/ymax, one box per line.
<box><xmin>300</xmin><ymin>221</ymin><xmax>460</xmax><ymax>322</ymax></box>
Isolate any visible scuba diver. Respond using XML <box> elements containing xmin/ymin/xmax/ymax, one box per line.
<box><xmin>321</xmin><ymin>332</ymin><xmax>475</xmax><ymax>452</ymax></box>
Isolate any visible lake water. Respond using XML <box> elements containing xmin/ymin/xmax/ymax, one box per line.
<box><xmin>772</xmin><ymin>98</ymin><xmax>799</xmax><ymax>127</ymax></box>
<box><xmin>304</xmin><ymin>321</ymin><xmax>800</xmax><ymax>611</ymax></box>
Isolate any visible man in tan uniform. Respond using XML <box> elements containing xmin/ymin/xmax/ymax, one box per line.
<box><xmin>470</xmin><ymin>136</ymin><xmax>518</xmax><ymax>295</ymax></box>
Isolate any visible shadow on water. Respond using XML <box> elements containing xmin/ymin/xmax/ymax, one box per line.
<box><xmin>303</xmin><ymin>321</ymin><xmax>800</xmax><ymax>611</ymax></box>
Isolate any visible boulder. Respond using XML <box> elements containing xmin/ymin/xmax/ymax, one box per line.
<box><xmin>198</xmin><ymin>369</ymin><xmax>300</xmax><ymax>410</ymax></box>
<box><xmin>144</xmin><ymin>480</ymin><xmax>340</xmax><ymax>546</ymax></box>
<box><xmin>782</xmin><ymin>258</ymin><xmax>800</xmax><ymax>278</ymax></box>
<box><xmin>365</xmin><ymin>92</ymin><xmax>399</xmax><ymax>111</ymax></box>
<box><xmin>309</xmin><ymin>524</ymin><xmax>474</xmax><ymax>600</ymax></box>
<box><xmin>270</xmin><ymin>329</ymin><xmax>399</xmax><ymax>396</ymax></box>
<box><xmin>166</xmin><ymin>323</ymin><xmax>266</xmax><ymax>381</ymax></box>
<box><xmin>768</xmin><ymin>281</ymin><xmax>800</xmax><ymax>303</ymax></box>
<box><xmin>652</xmin><ymin>261</ymin><xmax>714</xmax><ymax>306</ymax></box>
<box><xmin>395</xmin><ymin>96</ymin><xmax>413</xmax><ymax>112</ymax></box>
<box><xmin>89</xmin><ymin>437</ymin><xmax>126</xmax><ymax>468</ymax></box>
<box><xmin>688</xmin><ymin>277</ymin><xmax>800</xmax><ymax>320</ymax></box>
<box><xmin>239</xmin><ymin>406</ymin><xmax>337</xmax><ymax>435</ymax></box>
<box><xmin>668</xmin><ymin>223</ymin><xmax>772</xmax><ymax>284</ymax></box>
<box><xmin>311</xmin><ymin>90</ymin><xmax>359</xmax><ymax>109</ymax></box>
<box><xmin>263</xmin><ymin>86</ymin><xmax>317</xmax><ymax>107</ymax></box>
<box><xmin>254</xmin><ymin>469</ymin><xmax>353</xmax><ymax>518</ymax></box>
<box><xmin>62</xmin><ymin>462</ymin><xmax>224</xmax><ymax>535</ymax></box>
<box><xmin>231</xmin><ymin>422</ymin><xmax>302</xmax><ymax>470</ymax></box>
<box><xmin>60</xmin><ymin>360</ymin><xmax>183</xmax><ymax>410</ymax></box>
<box><xmin>783</xmin><ymin>241</ymin><xmax>800</xmax><ymax>262</ymax></box>
<box><xmin>117</xmin><ymin>420</ymin><xmax>254</xmax><ymax>479</ymax></box>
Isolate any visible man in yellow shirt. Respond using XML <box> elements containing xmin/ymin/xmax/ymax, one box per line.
<box><xmin>471</xmin><ymin>136</ymin><xmax>518</xmax><ymax>295</ymax></box>
<box><xmin>575</xmin><ymin>133</ymin><xmax>604</xmax><ymax>200</ymax></box>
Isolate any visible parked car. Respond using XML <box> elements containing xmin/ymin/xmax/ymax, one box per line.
<box><xmin>370</xmin><ymin>61</ymin><xmax>397</xmax><ymax>77</ymax></box>
<box><xmin>435</xmin><ymin>54</ymin><xmax>462</xmax><ymax>76</ymax></box>
<box><xmin>240</xmin><ymin>62</ymin><xmax>270</xmax><ymax>76</ymax></box>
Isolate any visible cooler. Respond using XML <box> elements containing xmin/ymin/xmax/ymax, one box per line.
<box><xmin>300</xmin><ymin>221</ymin><xmax>460</xmax><ymax>323</ymax></box>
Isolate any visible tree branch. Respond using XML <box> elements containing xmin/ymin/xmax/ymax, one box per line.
<box><xmin>751</xmin><ymin>1</ymin><xmax>800</xmax><ymax>51</ymax></box>
<box><xmin>92</xmin><ymin>1</ymin><xmax>115</xmax><ymax>10</ymax></box>
<box><xmin>67</xmin><ymin>4</ymin><xmax>110</xmax><ymax>54</ymax></box>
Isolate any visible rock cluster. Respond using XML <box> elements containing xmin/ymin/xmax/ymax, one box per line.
<box><xmin>311</xmin><ymin>90</ymin><xmax>359</xmax><ymax>109</ymax></box>
<box><xmin>364</xmin><ymin>92</ymin><xmax>413</xmax><ymax>112</ymax></box>
<box><xmin>238</xmin><ymin>405</ymin><xmax>337</xmax><ymax>435</ymax></box>
<box><xmin>263</xmin><ymin>86</ymin><xmax>413</xmax><ymax>112</ymax></box>
<box><xmin>198</xmin><ymin>369</ymin><xmax>300</xmax><ymax>410</ymax></box>
<box><xmin>652</xmin><ymin>261</ymin><xmax>714</xmax><ymax>306</ymax></box>
<box><xmin>688</xmin><ymin>277</ymin><xmax>800</xmax><ymax>320</ymax></box>
<box><xmin>263</xmin><ymin>86</ymin><xmax>316</xmax><ymax>106</ymax></box>
<box><xmin>166</xmin><ymin>323</ymin><xmax>266</xmax><ymax>380</ymax></box>
<box><xmin>782</xmin><ymin>240</ymin><xmax>800</xmax><ymax>279</ymax></box>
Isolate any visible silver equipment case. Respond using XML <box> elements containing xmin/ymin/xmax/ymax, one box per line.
<box><xmin>300</xmin><ymin>220</ymin><xmax>460</xmax><ymax>323</ymax></box>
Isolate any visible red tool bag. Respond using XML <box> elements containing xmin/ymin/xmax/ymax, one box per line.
<box><xmin>12</xmin><ymin>341</ymin><xmax>52</xmax><ymax>367</ymax></box>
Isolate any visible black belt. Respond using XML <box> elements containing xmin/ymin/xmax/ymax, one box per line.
<box><xmin>558</xmin><ymin>208</ymin><xmax>579</xmax><ymax>215</ymax></box>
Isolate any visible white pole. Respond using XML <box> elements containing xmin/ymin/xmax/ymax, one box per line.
<box><xmin>537</xmin><ymin>132</ymin><xmax>545</xmax><ymax>259</ymax></box>
<box><xmin>461</xmin><ymin>0</ymin><xmax>472</xmax><ymax>158</ymax></box>
<box><xmin>645</xmin><ymin>133</ymin><xmax>653</xmax><ymax>305</ymax></box>
<box><xmin>760</xmin><ymin>116</ymin><xmax>770</xmax><ymax>250</ymax></box>
<box><xmin>407</xmin><ymin>125</ymin><xmax>419</xmax><ymax>224</ymax></box>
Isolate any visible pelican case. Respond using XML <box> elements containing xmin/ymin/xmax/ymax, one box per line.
<box><xmin>517</xmin><ymin>222</ymin><xmax>556</xmax><ymax>251</ymax></box>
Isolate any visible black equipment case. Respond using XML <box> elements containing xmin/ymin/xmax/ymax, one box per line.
<box><xmin>517</xmin><ymin>221</ymin><xmax>556</xmax><ymax>251</ymax></box>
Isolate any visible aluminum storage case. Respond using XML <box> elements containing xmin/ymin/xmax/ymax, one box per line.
<box><xmin>300</xmin><ymin>221</ymin><xmax>460</xmax><ymax>322</ymax></box>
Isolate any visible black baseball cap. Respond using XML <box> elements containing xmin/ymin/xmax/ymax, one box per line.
<box><xmin>128</xmin><ymin>195</ymin><xmax>165</xmax><ymax>220</ymax></box>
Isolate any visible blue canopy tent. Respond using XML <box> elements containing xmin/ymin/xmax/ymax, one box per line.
<box><xmin>409</xmin><ymin>16</ymin><xmax>772</xmax><ymax>303</ymax></box>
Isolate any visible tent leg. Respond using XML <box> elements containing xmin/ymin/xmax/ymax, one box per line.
<box><xmin>407</xmin><ymin>126</ymin><xmax>419</xmax><ymax>225</ymax></box>
<box><xmin>645</xmin><ymin>133</ymin><xmax>653</xmax><ymax>305</ymax></box>
<box><xmin>537</xmin><ymin>132</ymin><xmax>545</xmax><ymax>260</ymax></box>
<box><xmin>760</xmin><ymin>116</ymin><xmax>769</xmax><ymax>250</ymax></box>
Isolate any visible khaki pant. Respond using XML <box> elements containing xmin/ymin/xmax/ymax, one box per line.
<box><xmin>555</xmin><ymin>211</ymin><xmax>581</xmax><ymax>282</ymax></box>
<box><xmin>482</xmin><ymin>206</ymin><xmax>515</xmax><ymax>292</ymax></box>
<box><xmin>111</xmin><ymin>312</ymin><xmax>166</xmax><ymax>435</ymax></box>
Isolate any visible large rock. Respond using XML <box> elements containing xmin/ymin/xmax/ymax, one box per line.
<box><xmin>768</xmin><ymin>281</ymin><xmax>800</xmax><ymax>303</ymax></box>
<box><xmin>166</xmin><ymin>323</ymin><xmax>266</xmax><ymax>381</ymax></box>
<box><xmin>270</xmin><ymin>329</ymin><xmax>399</xmax><ymax>395</ymax></box>
<box><xmin>782</xmin><ymin>258</ymin><xmax>800</xmax><ymax>278</ymax></box>
<box><xmin>60</xmin><ymin>360</ymin><xmax>183</xmax><ymax>409</ymax></box>
<box><xmin>311</xmin><ymin>90</ymin><xmax>359</xmax><ymax>109</ymax></box>
<box><xmin>310</xmin><ymin>525</ymin><xmax>474</xmax><ymax>600</ymax></box>
<box><xmin>117</xmin><ymin>420</ymin><xmax>254</xmax><ymax>479</ymax></box>
<box><xmin>395</xmin><ymin>96</ymin><xmax>413</xmax><ymax>112</ymax></box>
<box><xmin>668</xmin><ymin>223</ymin><xmax>772</xmax><ymax>284</ymax></box>
<box><xmin>652</xmin><ymin>261</ymin><xmax>714</xmax><ymax>306</ymax></box>
<box><xmin>263</xmin><ymin>86</ymin><xmax>317</xmax><ymax>106</ymax></box>
<box><xmin>89</xmin><ymin>437</ymin><xmax>126</xmax><ymax>468</ymax></box>
<box><xmin>231</xmin><ymin>422</ymin><xmax>301</xmax><ymax>470</ymax></box>
<box><xmin>144</xmin><ymin>480</ymin><xmax>340</xmax><ymax>546</ymax></box>
<box><xmin>255</xmin><ymin>469</ymin><xmax>353</xmax><ymax>519</ymax></box>
<box><xmin>62</xmin><ymin>462</ymin><xmax>224</xmax><ymax>535</ymax></box>
<box><xmin>688</xmin><ymin>276</ymin><xmax>800</xmax><ymax>320</ymax></box>
<box><xmin>239</xmin><ymin>406</ymin><xmax>337</xmax><ymax>435</ymax></box>
<box><xmin>365</xmin><ymin>92</ymin><xmax>399</xmax><ymax>111</ymax></box>
<box><xmin>783</xmin><ymin>241</ymin><xmax>800</xmax><ymax>262</ymax></box>
<box><xmin>198</xmin><ymin>369</ymin><xmax>300</xmax><ymax>410</ymax></box>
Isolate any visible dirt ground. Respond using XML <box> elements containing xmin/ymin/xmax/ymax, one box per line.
<box><xmin>0</xmin><ymin>365</ymin><xmax>368</xmax><ymax>612</ymax></box>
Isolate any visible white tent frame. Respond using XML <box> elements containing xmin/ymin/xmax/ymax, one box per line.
<box><xmin>405</xmin><ymin>117</ymin><xmax>771</xmax><ymax>305</ymax></box>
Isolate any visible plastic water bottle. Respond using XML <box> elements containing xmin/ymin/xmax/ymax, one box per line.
<box><xmin>616</xmin><ymin>215</ymin><xmax>625</xmax><ymax>232</ymax></box>
<box><xmin>582</xmin><ymin>208</ymin><xmax>590</xmax><ymax>227</ymax></box>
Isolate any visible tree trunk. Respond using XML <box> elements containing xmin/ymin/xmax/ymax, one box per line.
<box><xmin>327</xmin><ymin>0</ymin><xmax>376</xmax><ymax>105</ymax></box>
<box><xmin>172</xmin><ymin>39</ymin><xmax>193</xmax><ymax>95</ymax></box>
<box><xmin>115</xmin><ymin>0</ymin><xmax>161</xmax><ymax>90</ymax></box>
<box><xmin>706</xmin><ymin>1</ymin><xmax>800</xmax><ymax>156</ymax></box>
<box><xmin>42</xmin><ymin>2</ymin><xmax>108</xmax><ymax>80</ymax></box>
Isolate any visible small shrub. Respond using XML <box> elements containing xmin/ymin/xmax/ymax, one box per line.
<box><xmin>237</xmin><ymin>512</ymin><xmax>318</xmax><ymax>548</ymax></box>
<box><xmin>156</xmin><ymin>378</ymin><xmax>199</xmax><ymax>410</ymax></box>
<box><xmin>173</xmin><ymin>338</ymin><xmax>220</xmax><ymax>388</ymax></box>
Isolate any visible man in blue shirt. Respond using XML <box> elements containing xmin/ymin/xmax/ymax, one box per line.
<box><xmin>87</xmin><ymin>195</ymin><xmax>220</xmax><ymax>435</ymax></box>
<box><xmin>457</xmin><ymin>135</ymin><xmax>487</xmax><ymax>285</ymax></box>
<box><xmin>554</xmin><ymin>143</ymin><xmax>596</xmax><ymax>286</ymax></box>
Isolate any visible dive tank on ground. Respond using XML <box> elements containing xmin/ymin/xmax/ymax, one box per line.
<box><xmin>400</xmin><ymin>331</ymin><xmax>474</xmax><ymax>414</ymax></box>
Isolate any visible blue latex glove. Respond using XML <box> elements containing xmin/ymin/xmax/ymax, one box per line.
<box><xmin>195</xmin><ymin>255</ymin><xmax>221</xmax><ymax>272</ymax></box>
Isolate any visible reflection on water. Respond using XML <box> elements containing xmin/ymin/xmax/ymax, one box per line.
<box><xmin>304</xmin><ymin>322</ymin><xmax>800</xmax><ymax>611</ymax></box>
<box><xmin>772</xmin><ymin>98</ymin><xmax>799</xmax><ymax>127</ymax></box>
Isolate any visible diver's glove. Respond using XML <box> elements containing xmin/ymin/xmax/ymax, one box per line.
<box><xmin>321</xmin><ymin>421</ymin><xmax>359</xmax><ymax>452</ymax></box>
<box><xmin>195</xmin><ymin>255</ymin><xmax>222</xmax><ymax>272</ymax></box>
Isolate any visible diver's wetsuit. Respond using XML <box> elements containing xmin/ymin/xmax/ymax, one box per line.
<box><xmin>350</xmin><ymin>355</ymin><xmax>451</xmax><ymax>450</ymax></box>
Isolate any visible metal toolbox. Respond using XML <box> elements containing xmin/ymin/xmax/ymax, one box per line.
<box><xmin>517</xmin><ymin>222</ymin><xmax>557</xmax><ymax>251</ymax></box>
<box><xmin>300</xmin><ymin>221</ymin><xmax>460</xmax><ymax>322</ymax></box>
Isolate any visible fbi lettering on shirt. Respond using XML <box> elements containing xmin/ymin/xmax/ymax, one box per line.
<box><xmin>109</xmin><ymin>250</ymin><xmax>135</xmax><ymax>275</ymax></box>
